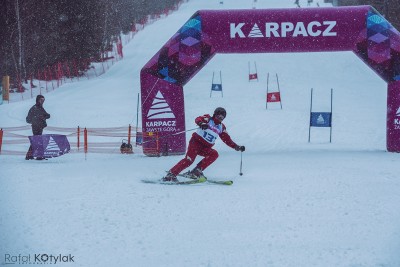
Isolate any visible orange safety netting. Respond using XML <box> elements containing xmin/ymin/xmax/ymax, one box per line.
<box><xmin>0</xmin><ymin>125</ymin><xmax>162</xmax><ymax>156</ymax></box>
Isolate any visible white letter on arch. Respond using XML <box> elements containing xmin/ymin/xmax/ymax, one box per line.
<box><xmin>265</xmin><ymin>22</ymin><xmax>280</xmax><ymax>37</ymax></box>
<box><xmin>230</xmin><ymin>23</ymin><xmax>245</xmax><ymax>38</ymax></box>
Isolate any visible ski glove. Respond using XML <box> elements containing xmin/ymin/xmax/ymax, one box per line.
<box><xmin>199</xmin><ymin>123</ymin><xmax>209</xmax><ymax>130</ymax></box>
<box><xmin>235</xmin><ymin>145</ymin><xmax>245</xmax><ymax>152</ymax></box>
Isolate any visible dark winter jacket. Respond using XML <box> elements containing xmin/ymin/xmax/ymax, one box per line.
<box><xmin>26</xmin><ymin>97</ymin><xmax>50</xmax><ymax>131</ymax></box>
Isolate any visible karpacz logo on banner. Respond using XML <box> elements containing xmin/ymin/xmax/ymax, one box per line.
<box><xmin>3</xmin><ymin>253</ymin><xmax>75</xmax><ymax>265</ymax></box>
<box><xmin>145</xmin><ymin>120</ymin><xmax>176</xmax><ymax>132</ymax></box>
<box><xmin>394</xmin><ymin>107</ymin><xmax>400</xmax><ymax>130</ymax></box>
<box><xmin>146</xmin><ymin>90</ymin><xmax>177</xmax><ymax>132</ymax></box>
<box><xmin>230</xmin><ymin>21</ymin><xmax>337</xmax><ymax>38</ymax></box>
<box><xmin>29</xmin><ymin>134</ymin><xmax>70</xmax><ymax>159</ymax></box>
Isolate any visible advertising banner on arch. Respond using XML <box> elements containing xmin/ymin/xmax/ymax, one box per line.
<box><xmin>140</xmin><ymin>75</ymin><xmax>186</xmax><ymax>155</ymax></box>
<box><xmin>200</xmin><ymin>7</ymin><xmax>367</xmax><ymax>53</ymax></box>
<box><xmin>387</xmin><ymin>81</ymin><xmax>400</xmax><ymax>152</ymax></box>
<box><xmin>141</xmin><ymin>6</ymin><xmax>400</xmax><ymax>155</ymax></box>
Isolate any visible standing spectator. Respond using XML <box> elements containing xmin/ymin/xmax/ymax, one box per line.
<box><xmin>25</xmin><ymin>95</ymin><xmax>50</xmax><ymax>160</ymax></box>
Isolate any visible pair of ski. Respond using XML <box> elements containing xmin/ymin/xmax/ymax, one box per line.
<box><xmin>142</xmin><ymin>172</ymin><xmax>233</xmax><ymax>185</ymax></box>
<box><xmin>177</xmin><ymin>171</ymin><xmax>233</xmax><ymax>185</ymax></box>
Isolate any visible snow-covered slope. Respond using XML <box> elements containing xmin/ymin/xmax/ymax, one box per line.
<box><xmin>1</xmin><ymin>0</ymin><xmax>399</xmax><ymax>266</ymax></box>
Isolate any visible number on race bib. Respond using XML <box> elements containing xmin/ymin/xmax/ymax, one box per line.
<box><xmin>202</xmin><ymin>131</ymin><xmax>216</xmax><ymax>143</ymax></box>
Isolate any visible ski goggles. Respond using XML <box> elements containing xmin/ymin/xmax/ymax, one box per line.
<box><xmin>215</xmin><ymin>114</ymin><xmax>225</xmax><ymax>121</ymax></box>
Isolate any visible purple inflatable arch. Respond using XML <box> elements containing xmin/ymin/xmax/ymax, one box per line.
<box><xmin>141</xmin><ymin>6</ymin><xmax>400</xmax><ymax>156</ymax></box>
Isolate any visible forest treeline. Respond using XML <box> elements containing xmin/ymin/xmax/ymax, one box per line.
<box><xmin>0</xmin><ymin>0</ymin><xmax>186</xmax><ymax>84</ymax></box>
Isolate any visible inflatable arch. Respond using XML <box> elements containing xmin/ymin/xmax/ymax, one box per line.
<box><xmin>141</xmin><ymin>6</ymin><xmax>400</xmax><ymax>156</ymax></box>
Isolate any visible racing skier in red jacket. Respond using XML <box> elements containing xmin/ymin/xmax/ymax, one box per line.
<box><xmin>163</xmin><ymin>107</ymin><xmax>245</xmax><ymax>182</ymax></box>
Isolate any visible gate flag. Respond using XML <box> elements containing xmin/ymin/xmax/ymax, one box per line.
<box><xmin>310</xmin><ymin>112</ymin><xmax>332</xmax><ymax>127</ymax></box>
<box><xmin>210</xmin><ymin>71</ymin><xmax>223</xmax><ymax>97</ymax></box>
<box><xmin>249</xmin><ymin>73</ymin><xmax>258</xmax><ymax>81</ymax></box>
<box><xmin>28</xmin><ymin>134</ymin><xmax>71</xmax><ymax>158</ymax></box>
<box><xmin>248</xmin><ymin>61</ymin><xmax>258</xmax><ymax>82</ymax></box>
<box><xmin>212</xmin><ymin>84</ymin><xmax>222</xmax><ymax>91</ymax></box>
<box><xmin>267</xmin><ymin>92</ymin><xmax>281</xmax><ymax>102</ymax></box>
<box><xmin>308</xmin><ymin>88</ymin><xmax>333</xmax><ymax>143</ymax></box>
<box><xmin>266</xmin><ymin>73</ymin><xmax>283</xmax><ymax>109</ymax></box>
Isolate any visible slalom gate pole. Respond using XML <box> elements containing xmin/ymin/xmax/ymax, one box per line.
<box><xmin>255</xmin><ymin>62</ymin><xmax>258</xmax><ymax>81</ymax></box>
<box><xmin>210</xmin><ymin>71</ymin><xmax>215</xmax><ymax>97</ymax></box>
<box><xmin>0</xmin><ymin>128</ymin><xmax>3</xmax><ymax>154</ymax></box>
<box><xmin>266</xmin><ymin>72</ymin><xmax>269</xmax><ymax>109</ymax></box>
<box><xmin>77</xmin><ymin>126</ymin><xmax>80</xmax><ymax>151</ymax></box>
<box><xmin>135</xmin><ymin>93</ymin><xmax>140</xmax><ymax>147</ymax></box>
<box><xmin>308</xmin><ymin>88</ymin><xmax>313</xmax><ymax>143</ymax></box>
<box><xmin>276</xmin><ymin>73</ymin><xmax>283</xmax><ymax>109</ymax></box>
<box><xmin>248</xmin><ymin>61</ymin><xmax>250</xmax><ymax>81</ymax></box>
<box><xmin>141</xmin><ymin>127</ymin><xmax>198</xmax><ymax>145</ymax></box>
<box><xmin>239</xmin><ymin>151</ymin><xmax>243</xmax><ymax>176</ymax></box>
<box><xmin>330</xmin><ymin>88</ymin><xmax>333</xmax><ymax>143</ymax></box>
<box><xmin>220</xmin><ymin>70</ymin><xmax>223</xmax><ymax>97</ymax></box>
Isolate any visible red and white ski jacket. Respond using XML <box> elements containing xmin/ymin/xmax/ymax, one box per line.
<box><xmin>192</xmin><ymin>114</ymin><xmax>237</xmax><ymax>149</ymax></box>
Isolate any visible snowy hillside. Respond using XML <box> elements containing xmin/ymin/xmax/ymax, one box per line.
<box><xmin>1</xmin><ymin>0</ymin><xmax>400</xmax><ymax>266</ymax></box>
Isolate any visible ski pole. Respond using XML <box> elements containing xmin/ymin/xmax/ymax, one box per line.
<box><xmin>141</xmin><ymin>127</ymin><xmax>198</xmax><ymax>145</ymax></box>
<box><xmin>239</xmin><ymin>151</ymin><xmax>243</xmax><ymax>176</ymax></box>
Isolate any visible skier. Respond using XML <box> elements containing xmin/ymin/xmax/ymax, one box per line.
<box><xmin>163</xmin><ymin>107</ymin><xmax>245</xmax><ymax>182</ymax></box>
<box><xmin>25</xmin><ymin>95</ymin><xmax>51</xmax><ymax>160</ymax></box>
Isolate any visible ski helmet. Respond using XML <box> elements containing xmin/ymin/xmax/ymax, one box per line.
<box><xmin>213</xmin><ymin>107</ymin><xmax>226</xmax><ymax>119</ymax></box>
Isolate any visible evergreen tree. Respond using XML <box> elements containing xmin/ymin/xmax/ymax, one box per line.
<box><xmin>0</xmin><ymin>0</ymin><xmax>189</xmax><ymax>82</ymax></box>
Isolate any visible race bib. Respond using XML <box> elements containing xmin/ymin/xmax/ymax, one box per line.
<box><xmin>196</xmin><ymin>119</ymin><xmax>223</xmax><ymax>144</ymax></box>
